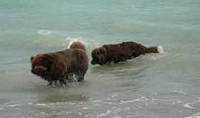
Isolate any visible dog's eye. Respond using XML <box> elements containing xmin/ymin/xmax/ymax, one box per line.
<box><xmin>96</xmin><ymin>52</ymin><xmax>100</xmax><ymax>55</ymax></box>
<box><xmin>100</xmin><ymin>50</ymin><xmax>104</xmax><ymax>54</ymax></box>
<box><xmin>92</xmin><ymin>53</ymin><xmax>96</xmax><ymax>58</ymax></box>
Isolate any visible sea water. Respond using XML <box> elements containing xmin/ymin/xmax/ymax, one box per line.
<box><xmin>0</xmin><ymin>0</ymin><xmax>200</xmax><ymax>118</ymax></box>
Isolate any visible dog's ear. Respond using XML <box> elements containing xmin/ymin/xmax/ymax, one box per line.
<box><xmin>43</xmin><ymin>54</ymin><xmax>55</xmax><ymax>64</ymax></box>
<box><xmin>43</xmin><ymin>54</ymin><xmax>56</xmax><ymax>72</ymax></box>
<box><xmin>99</xmin><ymin>47</ymin><xmax>107</xmax><ymax>56</ymax></box>
<box><xmin>30</xmin><ymin>56</ymin><xmax>34</xmax><ymax>62</ymax></box>
<box><xmin>99</xmin><ymin>48</ymin><xmax>104</xmax><ymax>53</ymax></box>
<box><xmin>44</xmin><ymin>53</ymin><xmax>67</xmax><ymax>74</ymax></box>
<box><xmin>92</xmin><ymin>48</ymin><xmax>98</xmax><ymax>57</ymax></box>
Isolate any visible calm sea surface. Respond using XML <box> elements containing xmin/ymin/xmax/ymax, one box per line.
<box><xmin>0</xmin><ymin>0</ymin><xmax>200</xmax><ymax>118</ymax></box>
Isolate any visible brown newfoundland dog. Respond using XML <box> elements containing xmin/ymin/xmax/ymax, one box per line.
<box><xmin>30</xmin><ymin>42</ymin><xmax>88</xmax><ymax>86</ymax></box>
<box><xmin>91</xmin><ymin>41</ymin><xmax>164</xmax><ymax>65</ymax></box>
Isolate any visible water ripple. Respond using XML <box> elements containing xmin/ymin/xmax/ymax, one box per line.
<box><xmin>37</xmin><ymin>30</ymin><xmax>52</xmax><ymax>35</ymax></box>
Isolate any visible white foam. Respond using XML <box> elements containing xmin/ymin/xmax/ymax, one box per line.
<box><xmin>170</xmin><ymin>91</ymin><xmax>187</xmax><ymax>95</ymax></box>
<box><xmin>157</xmin><ymin>46</ymin><xmax>165</xmax><ymax>53</ymax></box>
<box><xmin>36</xmin><ymin>103</ymin><xmax>47</xmax><ymax>106</ymax></box>
<box><xmin>28</xmin><ymin>102</ymin><xmax>33</xmax><ymax>105</ymax></box>
<box><xmin>119</xmin><ymin>96</ymin><xmax>148</xmax><ymax>104</ymax></box>
<box><xmin>38</xmin><ymin>30</ymin><xmax>51</xmax><ymax>35</ymax></box>
<box><xmin>66</xmin><ymin>37</ymin><xmax>79</xmax><ymax>48</ymax></box>
<box><xmin>65</xmin><ymin>37</ymin><xmax>90</xmax><ymax>49</ymax></box>
<box><xmin>185</xmin><ymin>113</ymin><xmax>200</xmax><ymax>118</ymax></box>
<box><xmin>82</xmin><ymin>107</ymin><xmax>89</xmax><ymax>110</ymax></box>
<box><xmin>7</xmin><ymin>104</ymin><xmax>20</xmax><ymax>107</ymax></box>
<box><xmin>183</xmin><ymin>103</ymin><xmax>194</xmax><ymax>109</ymax></box>
<box><xmin>185</xmin><ymin>116</ymin><xmax>200</xmax><ymax>118</ymax></box>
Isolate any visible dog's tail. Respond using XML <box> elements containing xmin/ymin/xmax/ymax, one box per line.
<box><xmin>70</xmin><ymin>41</ymin><xmax>86</xmax><ymax>51</ymax></box>
<box><xmin>146</xmin><ymin>46</ymin><xmax>164</xmax><ymax>53</ymax></box>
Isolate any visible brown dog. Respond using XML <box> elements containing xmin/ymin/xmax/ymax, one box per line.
<box><xmin>91</xmin><ymin>41</ymin><xmax>164</xmax><ymax>65</ymax></box>
<box><xmin>30</xmin><ymin>42</ymin><xmax>88</xmax><ymax>86</ymax></box>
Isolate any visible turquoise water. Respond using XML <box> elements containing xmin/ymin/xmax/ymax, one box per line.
<box><xmin>0</xmin><ymin>0</ymin><xmax>200</xmax><ymax>118</ymax></box>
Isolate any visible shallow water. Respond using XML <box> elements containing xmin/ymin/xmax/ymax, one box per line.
<box><xmin>0</xmin><ymin>0</ymin><xmax>200</xmax><ymax>118</ymax></box>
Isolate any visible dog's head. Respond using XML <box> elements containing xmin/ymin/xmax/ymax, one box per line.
<box><xmin>91</xmin><ymin>47</ymin><xmax>107</xmax><ymax>65</ymax></box>
<box><xmin>30</xmin><ymin>54</ymin><xmax>54</xmax><ymax>77</ymax></box>
<box><xmin>70</xmin><ymin>41</ymin><xmax>86</xmax><ymax>51</ymax></box>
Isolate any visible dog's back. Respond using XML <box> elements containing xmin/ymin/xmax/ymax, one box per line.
<box><xmin>70</xmin><ymin>41</ymin><xmax>86</xmax><ymax>51</ymax></box>
<box><xmin>103</xmin><ymin>44</ymin><xmax>127</xmax><ymax>63</ymax></box>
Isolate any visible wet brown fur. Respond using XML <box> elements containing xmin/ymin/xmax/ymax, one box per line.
<box><xmin>70</xmin><ymin>41</ymin><xmax>86</xmax><ymax>51</ymax></box>
<box><xmin>91</xmin><ymin>41</ymin><xmax>160</xmax><ymax>65</ymax></box>
<box><xmin>31</xmin><ymin>42</ymin><xmax>88</xmax><ymax>86</ymax></box>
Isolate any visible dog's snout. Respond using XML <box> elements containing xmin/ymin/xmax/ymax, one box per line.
<box><xmin>91</xmin><ymin>60</ymin><xmax>97</xmax><ymax>65</ymax></box>
<box><xmin>31</xmin><ymin>69</ymin><xmax>35</xmax><ymax>74</ymax></box>
<box><xmin>31</xmin><ymin>66</ymin><xmax>47</xmax><ymax>76</ymax></box>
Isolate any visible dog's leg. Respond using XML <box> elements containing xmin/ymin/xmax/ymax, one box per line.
<box><xmin>53</xmin><ymin>80</ymin><xmax>58</xmax><ymax>87</ymax></box>
<box><xmin>48</xmin><ymin>81</ymin><xmax>53</xmax><ymax>86</ymax></box>
<box><xmin>105</xmin><ymin>62</ymin><xmax>110</xmax><ymax>65</ymax></box>
<box><xmin>48</xmin><ymin>80</ymin><xmax>57</xmax><ymax>88</ymax></box>
<box><xmin>77</xmin><ymin>76</ymin><xmax>83</xmax><ymax>82</ymax></box>
<box><xmin>59</xmin><ymin>79</ymin><xmax>66</xmax><ymax>86</ymax></box>
<box><xmin>76</xmin><ymin>71</ymin><xmax>86</xmax><ymax>82</ymax></box>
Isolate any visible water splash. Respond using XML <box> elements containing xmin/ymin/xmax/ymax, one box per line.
<box><xmin>183</xmin><ymin>103</ymin><xmax>194</xmax><ymax>109</ymax></box>
<box><xmin>66</xmin><ymin>37</ymin><xmax>79</xmax><ymax>48</ymax></box>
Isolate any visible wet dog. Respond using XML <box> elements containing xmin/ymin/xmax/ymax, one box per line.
<box><xmin>91</xmin><ymin>41</ymin><xmax>164</xmax><ymax>65</ymax></box>
<box><xmin>30</xmin><ymin>42</ymin><xmax>88</xmax><ymax>86</ymax></box>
